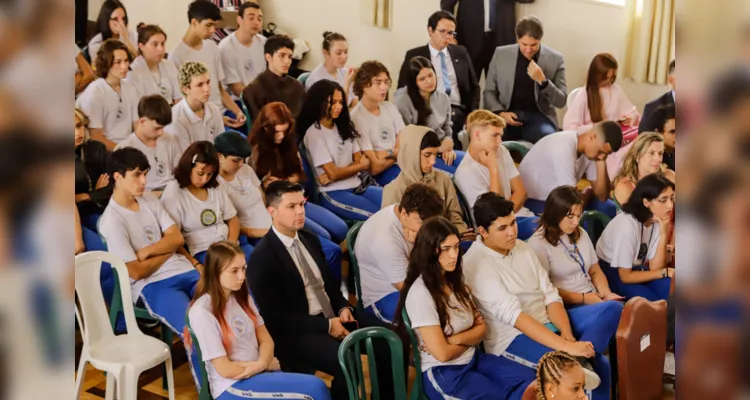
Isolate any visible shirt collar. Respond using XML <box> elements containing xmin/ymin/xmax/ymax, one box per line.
<box><xmin>428</xmin><ymin>43</ymin><xmax>449</xmax><ymax>59</ymax></box>
<box><xmin>182</xmin><ymin>100</ymin><xmax>215</xmax><ymax>124</ymax></box>
<box><xmin>477</xmin><ymin>236</ymin><xmax>516</xmax><ymax>259</ymax></box>
<box><xmin>671</xmin><ymin>89</ymin><xmax>675</xmax><ymax>102</ymax></box>
<box><xmin>272</xmin><ymin>225</ymin><xmax>299</xmax><ymax>248</ymax></box>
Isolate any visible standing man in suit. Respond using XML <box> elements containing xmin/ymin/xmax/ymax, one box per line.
<box><xmin>397</xmin><ymin>11</ymin><xmax>480</xmax><ymax>145</ymax></box>
<box><xmin>484</xmin><ymin>16</ymin><xmax>567</xmax><ymax>144</ymax></box>
<box><xmin>247</xmin><ymin>180</ymin><xmax>402</xmax><ymax>400</ymax></box>
<box><xmin>639</xmin><ymin>59</ymin><xmax>675</xmax><ymax>133</ymax></box>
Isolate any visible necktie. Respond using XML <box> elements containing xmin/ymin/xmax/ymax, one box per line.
<box><xmin>292</xmin><ymin>240</ymin><xmax>335</xmax><ymax>318</ymax></box>
<box><xmin>439</xmin><ymin>52</ymin><xmax>452</xmax><ymax>96</ymax></box>
<box><xmin>488</xmin><ymin>0</ymin><xmax>497</xmax><ymax>31</ymax></box>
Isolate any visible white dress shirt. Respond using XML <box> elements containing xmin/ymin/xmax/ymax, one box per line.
<box><xmin>428</xmin><ymin>43</ymin><xmax>462</xmax><ymax>106</ymax></box>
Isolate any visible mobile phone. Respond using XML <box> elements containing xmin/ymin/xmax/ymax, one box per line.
<box><xmin>342</xmin><ymin>321</ymin><xmax>360</xmax><ymax>332</ymax></box>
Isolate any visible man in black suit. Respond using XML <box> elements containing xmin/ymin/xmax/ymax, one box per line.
<box><xmin>397</xmin><ymin>11</ymin><xmax>480</xmax><ymax>143</ymax></box>
<box><xmin>247</xmin><ymin>180</ymin><xmax>401</xmax><ymax>400</ymax></box>
<box><xmin>639</xmin><ymin>59</ymin><xmax>675</xmax><ymax>133</ymax></box>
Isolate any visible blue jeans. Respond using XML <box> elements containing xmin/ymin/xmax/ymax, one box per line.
<box><xmin>319</xmin><ymin>186</ymin><xmax>384</xmax><ymax>221</ymax></box>
<box><xmin>433</xmin><ymin>150</ymin><xmax>466</xmax><ymax>176</ymax></box>
<box><xmin>517</xmin><ymin>216</ymin><xmax>539</xmax><ymax>241</ymax></box>
<box><xmin>304</xmin><ymin>202</ymin><xmax>349</xmax><ymax>243</ymax></box>
<box><xmin>215</xmin><ymin>371</ymin><xmax>331</xmax><ymax>400</ymax></box>
<box><xmin>365</xmin><ymin>291</ymin><xmax>400</xmax><ymax>324</ymax></box>
<box><xmin>374</xmin><ymin>164</ymin><xmax>401</xmax><ymax>186</ymax></box>
<box><xmin>599</xmin><ymin>260</ymin><xmax>672</xmax><ymax>301</ymax></box>
<box><xmin>502</xmin><ymin>110</ymin><xmax>558</xmax><ymax>144</ymax></box>
<box><xmin>526</xmin><ymin>197</ymin><xmax>617</xmax><ymax>219</ymax></box>
<box><xmin>423</xmin><ymin>353</ymin><xmax>535</xmax><ymax>400</ymax></box>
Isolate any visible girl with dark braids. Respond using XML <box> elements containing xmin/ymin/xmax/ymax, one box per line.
<box><xmin>536</xmin><ymin>351</ymin><xmax>589</xmax><ymax>400</ymax></box>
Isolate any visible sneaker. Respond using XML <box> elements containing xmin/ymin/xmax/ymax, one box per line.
<box><xmin>576</xmin><ymin>357</ymin><xmax>601</xmax><ymax>390</ymax></box>
<box><xmin>664</xmin><ymin>352</ymin><xmax>675</xmax><ymax>376</ymax></box>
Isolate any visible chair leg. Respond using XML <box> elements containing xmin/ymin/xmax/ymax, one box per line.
<box><xmin>161</xmin><ymin>324</ymin><xmax>173</xmax><ymax>391</ymax></box>
<box><xmin>75</xmin><ymin>358</ymin><xmax>88</xmax><ymax>399</ymax></box>
<box><xmin>165</xmin><ymin>355</ymin><xmax>176</xmax><ymax>400</ymax></box>
<box><xmin>120</xmin><ymin>367</ymin><xmax>140</xmax><ymax>400</ymax></box>
<box><xmin>104</xmin><ymin>371</ymin><xmax>116</xmax><ymax>400</ymax></box>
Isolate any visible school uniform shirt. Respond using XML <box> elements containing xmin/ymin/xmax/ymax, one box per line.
<box><xmin>160</xmin><ymin>181</ymin><xmax>238</xmax><ymax>255</ymax></box>
<box><xmin>125</xmin><ymin>56</ymin><xmax>182</xmax><ymax>103</ymax></box>
<box><xmin>303</xmin><ymin>124</ymin><xmax>362</xmax><ymax>192</ymax></box>
<box><xmin>406</xmin><ymin>276</ymin><xmax>475</xmax><ymax>372</ymax></box>
<box><xmin>168</xmin><ymin>39</ymin><xmax>226</xmax><ymax>111</ymax></box>
<box><xmin>355</xmin><ymin>205</ymin><xmax>410</xmax><ymax>308</ymax></box>
<box><xmin>518</xmin><ymin>130</ymin><xmax>598</xmax><ymax>201</ymax></box>
<box><xmin>189</xmin><ymin>293</ymin><xmax>265</xmax><ymax>399</ymax></box>
<box><xmin>527</xmin><ymin>228</ymin><xmax>598</xmax><ymax>294</ymax></box>
<box><xmin>596</xmin><ymin>213</ymin><xmax>661</xmax><ymax>269</ymax></box>
<box><xmin>75</xmin><ymin>78</ymin><xmax>140</xmax><ymax>143</ymax></box>
<box><xmin>217</xmin><ymin>164</ymin><xmax>272</xmax><ymax>230</ymax></box>
<box><xmin>218</xmin><ymin>32</ymin><xmax>267</xmax><ymax>99</ymax></box>
<box><xmin>115</xmin><ymin>133</ymin><xmax>182</xmax><ymax>191</ymax></box>
<box><xmin>99</xmin><ymin>193</ymin><xmax>194</xmax><ymax>299</ymax></box>
<box><xmin>462</xmin><ymin>239</ymin><xmax>563</xmax><ymax>355</ymax></box>
<box><xmin>87</xmin><ymin>29</ymin><xmax>138</xmax><ymax>65</ymax></box>
<box><xmin>304</xmin><ymin>63</ymin><xmax>358</xmax><ymax>102</ymax></box>
<box><xmin>454</xmin><ymin>146</ymin><xmax>518</xmax><ymax>209</ymax></box>
<box><xmin>350</xmin><ymin>102</ymin><xmax>405</xmax><ymax>152</ymax></box>
<box><xmin>165</xmin><ymin>99</ymin><xmax>225</xmax><ymax>153</ymax></box>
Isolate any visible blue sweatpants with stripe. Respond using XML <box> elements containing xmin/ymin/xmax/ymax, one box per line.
<box><xmin>374</xmin><ymin>165</ymin><xmax>401</xmax><ymax>186</ymax></box>
<box><xmin>195</xmin><ymin>241</ymin><xmax>254</xmax><ymax>266</ymax></box>
<box><xmin>599</xmin><ymin>260</ymin><xmax>672</xmax><ymax>301</ymax></box>
<box><xmin>216</xmin><ymin>371</ymin><xmax>331</xmax><ymax>400</ymax></box>
<box><xmin>365</xmin><ymin>291</ymin><xmax>400</xmax><ymax>324</ymax></box>
<box><xmin>423</xmin><ymin>353</ymin><xmax>535</xmax><ymax>400</ymax></box>
<box><xmin>304</xmin><ymin>202</ymin><xmax>349</xmax><ymax>243</ymax></box>
<box><xmin>319</xmin><ymin>186</ymin><xmax>383</xmax><ymax>221</ymax></box>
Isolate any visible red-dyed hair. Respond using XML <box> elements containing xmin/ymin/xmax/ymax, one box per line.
<box><xmin>248</xmin><ymin>102</ymin><xmax>303</xmax><ymax>181</ymax></box>
<box><xmin>585</xmin><ymin>53</ymin><xmax>618</xmax><ymax>123</ymax></box>
<box><xmin>185</xmin><ymin>241</ymin><xmax>258</xmax><ymax>353</ymax></box>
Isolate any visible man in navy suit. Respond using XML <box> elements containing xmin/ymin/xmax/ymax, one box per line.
<box><xmin>639</xmin><ymin>59</ymin><xmax>675</xmax><ymax>133</ymax></box>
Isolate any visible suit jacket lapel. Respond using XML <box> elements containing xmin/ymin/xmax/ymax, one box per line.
<box><xmin>505</xmin><ymin>45</ymin><xmax>519</xmax><ymax>105</ymax></box>
<box><xmin>268</xmin><ymin>230</ymin><xmax>306</xmax><ymax>291</ymax></box>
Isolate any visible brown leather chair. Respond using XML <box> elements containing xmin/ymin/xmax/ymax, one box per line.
<box><xmin>615</xmin><ymin>297</ymin><xmax>667</xmax><ymax>400</ymax></box>
<box><xmin>521</xmin><ymin>380</ymin><xmax>538</xmax><ymax>400</ymax></box>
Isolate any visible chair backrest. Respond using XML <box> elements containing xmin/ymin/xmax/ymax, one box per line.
<box><xmin>75</xmin><ymin>251</ymin><xmax>142</xmax><ymax>348</ymax></box>
<box><xmin>452</xmin><ymin>181</ymin><xmax>477</xmax><ymax>231</ymax></box>
<box><xmin>185</xmin><ymin>312</ymin><xmax>214</xmax><ymax>400</ymax></box>
<box><xmin>337</xmin><ymin>327</ymin><xmax>407</xmax><ymax>400</ymax></box>
<box><xmin>567</xmin><ymin>86</ymin><xmax>582</xmax><ymax>109</ymax></box>
<box><xmin>298</xmin><ymin>140</ymin><xmax>322</xmax><ymax>204</ymax></box>
<box><xmin>297</xmin><ymin>72</ymin><xmax>311</xmax><ymax>85</ymax></box>
<box><xmin>615</xmin><ymin>297</ymin><xmax>667</xmax><ymax>400</ymax></box>
<box><xmin>502</xmin><ymin>141</ymin><xmax>531</xmax><ymax>163</ymax></box>
<box><xmin>346</xmin><ymin>221</ymin><xmax>366</xmax><ymax>315</ymax></box>
<box><xmin>578</xmin><ymin>210</ymin><xmax>611</xmax><ymax>245</ymax></box>
<box><xmin>401</xmin><ymin>308</ymin><xmax>426</xmax><ymax>400</ymax></box>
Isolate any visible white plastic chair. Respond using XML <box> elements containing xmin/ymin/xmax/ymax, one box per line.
<box><xmin>75</xmin><ymin>251</ymin><xmax>175</xmax><ymax>400</ymax></box>
<box><xmin>567</xmin><ymin>87</ymin><xmax>582</xmax><ymax>109</ymax></box>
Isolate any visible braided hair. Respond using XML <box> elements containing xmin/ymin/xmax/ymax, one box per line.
<box><xmin>536</xmin><ymin>351</ymin><xmax>581</xmax><ymax>400</ymax></box>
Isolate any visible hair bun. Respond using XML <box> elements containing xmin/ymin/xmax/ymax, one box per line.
<box><xmin>323</xmin><ymin>31</ymin><xmax>333</xmax><ymax>39</ymax></box>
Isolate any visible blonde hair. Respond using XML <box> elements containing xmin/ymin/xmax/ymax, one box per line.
<box><xmin>178</xmin><ymin>61</ymin><xmax>210</xmax><ymax>89</ymax></box>
<box><xmin>75</xmin><ymin>108</ymin><xmax>91</xmax><ymax>141</ymax></box>
<box><xmin>613</xmin><ymin>132</ymin><xmax>665</xmax><ymax>186</ymax></box>
<box><xmin>536</xmin><ymin>351</ymin><xmax>581</xmax><ymax>400</ymax></box>
<box><xmin>466</xmin><ymin>109</ymin><xmax>507</xmax><ymax>135</ymax></box>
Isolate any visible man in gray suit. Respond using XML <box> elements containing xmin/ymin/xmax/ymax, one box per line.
<box><xmin>484</xmin><ymin>16</ymin><xmax>567</xmax><ymax>144</ymax></box>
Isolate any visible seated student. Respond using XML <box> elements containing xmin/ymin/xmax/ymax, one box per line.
<box><xmin>484</xmin><ymin>16</ymin><xmax>567</xmax><ymax>144</ymax></box>
<box><xmin>393</xmin><ymin>217</ymin><xmax>536</xmax><ymax>400</ymax></box>
<box><xmin>642</xmin><ymin>104</ymin><xmax>676</xmax><ymax>171</ymax></box>
<box><xmin>242</xmin><ymin>35</ymin><xmax>305</xmax><ymax>120</ymax></box>
<box><xmin>161</xmin><ymin>141</ymin><xmax>252</xmax><ymax>267</ymax></box>
<box><xmin>98</xmin><ymin>147</ymin><xmax>198</xmax><ymax>342</ymax></box>
<box><xmin>519</xmin><ymin>121</ymin><xmax>622</xmax><ymax>217</ymax></box>
<box><xmin>167</xmin><ymin>61</ymin><xmax>226</xmax><ymax>152</ymax></box>
<box><xmin>125</xmin><ymin>25</ymin><xmax>182</xmax><ymax>105</ymax></box>
<box><xmin>76</xmin><ymin>39</ymin><xmax>139</xmax><ymax>150</ymax></box>
<box><xmin>300</xmin><ymin>80</ymin><xmax>383</xmax><ymax>221</ymax></box>
<box><xmin>596</xmin><ymin>173</ymin><xmax>675</xmax><ymax>302</ymax></box>
<box><xmin>218</xmin><ymin>2</ymin><xmax>267</xmax><ymax>99</ymax></box>
<box><xmin>87</xmin><ymin>0</ymin><xmax>138</xmax><ymax>65</ymax></box>
<box><xmin>613</xmin><ymin>132</ymin><xmax>675</xmax><ymax>207</ymax></box>
<box><xmin>75</xmin><ymin>108</ymin><xmax>112</xmax><ymax>231</ymax></box>
<box><xmin>639</xmin><ymin>60</ymin><xmax>675</xmax><ymax>134</ymax></box>
<box><xmin>563</xmin><ymin>53</ymin><xmax>640</xmax><ymax>132</ymax></box>
<box><xmin>305</xmin><ymin>32</ymin><xmax>358</xmax><ymax>107</ymax></box>
<box><xmin>214</xmin><ymin>131</ymin><xmax>343</xmax><ymax>282</ymax></box>
<box><xmin>75</xmin><ymin>46</ymin><xmax>96</xmax><ymax>96</ymax></box>
<box><xmin>528</xmin><ymin>186</ymin><xmax>625</xmax><ymax>306</ymax></box>
<box><xmin>351</xmin><ymin>61</ymin><xmax>404</xmax><ymax>186</ymax></box>
<box><xmin>454</xmin><ymin>110</ymin><xmax>537</xmax><ymax>240</ymax></box>
<box><xmin>249</xmin><ymin>102</ymin><xmax>349</xmax><ymax>244</ymax></box>
<box><xmin>188</xmin><ymin>241</ymin><xmax>331</xmax><ymax>400</ymax></box>
<box><xmin>382</xmin><ymin>126</ymin><xmax>469</xmax><ymax>236</ymax></box>
<box><xmin>463</xmin><ymin>192</ymin><xmax>623</xmax><ymax>400</ymax></box>
<box><xmin>247</xmin><ymin>181</ymin><xmax>403</xmax><ymax>400</ymax></box>
<box><xmin>116</xmin><ymin>95</ymin><xmax>181</xmax><ymax>197</ymax></box>
<box><xmin>357</xmin><ymin>183</ymin><xmax>444</xmax><ymax>323</ymax></box>
<box><xmin>536</xmin><ymin>351</ymin><xmax>591</xmax><ymax>400</ymax></box>
<box><xmin>169</xmin><ymin>0</ymin><xmax>246</xmax><ymax>130</ymax></box>
<box><xmin>395</xmin><ymin>56</ymin><xmax>463</xmax><ymax>174</ymax></box>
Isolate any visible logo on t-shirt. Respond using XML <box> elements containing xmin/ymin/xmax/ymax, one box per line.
<box><xmin>231</xmin><ymin>315</ymin><xmax>248</xmax><ymax>337</ymax></box>
<box><xmin>143</xmin><ymin>226</ymin><xmax>158</xmax><ymax>244</ymax></box>
<box><xmin>380</xmin><ymin>127</ymin><xmax>389</xmax><ymax>142</ymax></box>
<box><xmin>159</xmin><ymin>85</ymin><xmax>168</xmax><ymax>97</ymax></box>
<box><xmin>244</xmin><ymin>59</ymin><xmax>254</xmax><ymax>73</ymax></box>
<box><xmin>155</xmin><ymin>161</ymin><xmax>167</xmax><ymax>177</ymax></box>
<box><xmin>116</xmin><ymin>106</ymin><xmax>124</xmax><ymax>122</ymax></box>
<box><xmin>209</xmin><ymin>125</ymin><xmax>217</xmax><ymax>139</ymax></box>
<box><xmin>200</xmin><ymin>209</ymin><xmax>217</xmax><ymax>226</ymax></box>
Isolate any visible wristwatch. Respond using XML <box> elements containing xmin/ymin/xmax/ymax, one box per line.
<box><xmin>387</xmin><ymin>149</ymin><xmax>394</xmax><ymax>158</ymax></box>
<box><xmin>661</xmin><ymin>269</ymin><xmax>667</xmax><ymax>278</ymax></box>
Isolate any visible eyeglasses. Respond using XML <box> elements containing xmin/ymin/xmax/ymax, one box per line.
<box><xmin>372</xmin><ymin>78</ymin><xmax>392</xmax><ymax>87</ymax></box>
<box><xmin>436</xmin><ymin>28</ymin><xmax>458</xmax><ymax>37</ymax></box>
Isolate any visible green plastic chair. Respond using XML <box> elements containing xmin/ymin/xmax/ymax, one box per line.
<box><xmin>579</xmin><ymin>210</ymin><xmax>612</xmax><ymax>245</ymax></box>
<box><xmin>239</xmin><ymin>97</ymin><xmax>253</xmax><ymax>132</ymax></box>
<box><xmin>297</xmin><ymin>72</ymin><xmax>311</xmax><ymax>85</ymax></box>
<box><xmin>346</xmin><ymin>222</ymin><xmax>366</xmax><ymax>316</ymax></box>
<box><xmin>401</xmin><ymin>309</ymin><xmax>428</xmax><ymax>400</ymax></box>
<box><xmin>81</xmin><ymin>45</ymin><xmax>92</xmax><ymax>64</ymax></box>
<box><xmin>502</xmin><ymin>141</ymin><xmax>530</xmax><ymax>162</ymax></box>
<box><xmin>452</xmin><ymin>181</ymin><xmax>476</xmax><ymax>231</ymax></box>
<box><xmin>337</xmin><ymin>327</ymin><xmax>407</xmax><ymax>400</ymax></box>
<box><xmin>185</xmin><ymin>312</ymin><xmax>214</xmax><ymax>400</ymax></box>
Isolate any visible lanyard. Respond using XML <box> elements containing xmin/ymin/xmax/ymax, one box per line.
<box><xmin>559</xmin><ymin>238</ymin><xmax>586</xmax><ymax>276</ymax></box>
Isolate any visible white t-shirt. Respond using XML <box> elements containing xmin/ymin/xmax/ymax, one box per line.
<box><xmin>455</xmin><ymin>146</ymin><xmax>518</xmax><ymax>209</ymax></box>
<box><xmin>303</xmin><ymin>124</ymin><xmax>362</xmax><ymax>192</ymax></box>
<box><xmin>218</xmin><ymin>32</ymin><xmax>267</xmax><ymax>98</ymax></box>
<box><xmin>87</xmin><ymin>30</ymin><xmax>138</xmax><ymax>65</ymax></box>
<box><xmin>125</xmin><ymin>56</ymin><xmax>182</xmax><ymax>103</ymax></box>
<box><xmin>189</xmin><ymin>293</ymin><xmax>265</xmax><ymax>399</ymax></box>
<box><xmin>462</xmin><ymin>239</ymin><xmax>562</xmax><ymax>355</ymax></box>
<box><xmin>75</xmin><ymin>78</ymin><xmax>139</xmax><ymax>143</ymax></box>
<box><xmin>169</xmin><ymin>39</ymin><xmax>226</xmax><ymax>110</ymax></box>
<box><xmin>115</xmin><ymin>133</ymin><xmax>182</xmax><ymax>191</ymax></box>
<box><xmin>160</xmin><ymin>181</ymin><xmax>237</xmax><ymax>255</ymax></box>
<box><xmin>355</xmin><ymin>205</ymin><xmax>410</xmax><ymax>307</ymax></box>
<box><xmin>596</xmin><ymin>213</ymin><xmax>661</xmax><ymax>269</ymax></box>
<box><xmin>518</xmin><ymin>131</ymin><xmax>598</xmax><ymax>201</ymax></box>
<box><xmin>528</xmin><ymin>228</ymin><xmax>598</xmax><ymax>294</ymax></box>
<box><xmin>406</xmin><ymin>277</ymin><xmax>475</xmax><ymax>371</ymax></box>
<box><xmin>217</xmin><ymin>165</ymin><xmax>272</xmax><ymax>230</ymax></box>
<box><xmin>98</xmin><ymin>193</ymin><xmax>194</xmax><ymax>299</ymax></box>
<box><xmin>350</xmin><ymin>102</ymin><xmax>404</xmax><ymax>152</ymax></box>
<box><xmin>165</xmin><ymin>99</ymin><xmax>225</xmax><ymax>153</ymax></box>
<box><xmin>305</xmin><ymin>63</ymin><xmax>357</xmax><ymax>101</ymax></box>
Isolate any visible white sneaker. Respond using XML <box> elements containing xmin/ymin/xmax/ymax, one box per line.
<box><xmin>664</xmin><ymin>352</ymin><xmax>675</xmax><ymax>376</ymax></box>
<box><xmin>577</xmin><ymin>358</ymin><xmax>601</xmax><ymax>390</ymax></box>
